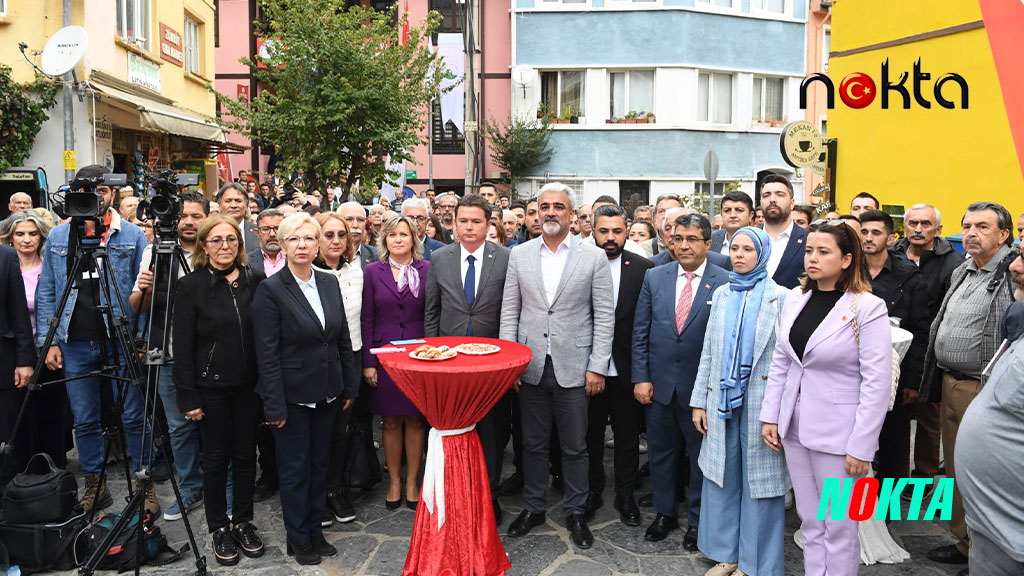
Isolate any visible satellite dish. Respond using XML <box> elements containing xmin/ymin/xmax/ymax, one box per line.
<box><xmin>40</xmin><ymin>26</ymin><xmax>89</xmax><ymax>77</ymax></box>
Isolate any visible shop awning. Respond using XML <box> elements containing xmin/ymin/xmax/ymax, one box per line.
<box><xmin>90</xmin><ymin>79</ymin><xmax>225</xmax><ymax>142</ymax></box>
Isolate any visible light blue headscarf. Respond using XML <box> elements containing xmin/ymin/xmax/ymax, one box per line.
<box><xmin>718</xmin><ymin>226</ymin><xmax>771</xmax><ymax>419</ymax></box>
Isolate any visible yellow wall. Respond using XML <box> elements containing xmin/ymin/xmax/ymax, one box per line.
<box><xmin>829</xmin><ymin>0</ymin><xmax>1023</xmax><ymax>224</ymax></box>
<box><xmin>0</xmin><ymin>2</ymin><xmax>80</xmax><ymax>84</ymax></box>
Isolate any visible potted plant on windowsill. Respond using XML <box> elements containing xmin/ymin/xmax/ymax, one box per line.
<box><xmin>645</xmin><ymin>111</ymin><xmax>656</xmax><ymax>124</ymax></box>
<box><xmin>624</xmin><ymin>110</ymin><xmax>638</xmax><ymax>124</ymax></box>
<box><xmin>635</xmin><ymin>110</ymin><xmax>650</xmax><ymax>124</ymax></box>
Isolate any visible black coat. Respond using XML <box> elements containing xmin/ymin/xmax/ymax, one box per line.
<box><xmin>253</xmin><ymin>267</ymin><xmax>359</xmax><ymax>422</ymax></box>
<box><xmin>891</xmin><ymin>236</ymin><xmax>964</xmax><ymax>317</ymax></box>
<box><xmin>610</xmin><ymin>250</ymin><xmax>655</xmax><ymax>388</ymax></box>
<box><xmin>869</xmin><ymin>249</ymin><xmax>930</xmax><ymax>392</ymax></box>
<box><xmin>1</xmin><ymin>246</ymin><xmax>35</xmax><ymax>390</ymax></box>
<box><xmin>172</xmin><ymin>265</ymin><xmax>266</xmax><ymax>412</ymax></box>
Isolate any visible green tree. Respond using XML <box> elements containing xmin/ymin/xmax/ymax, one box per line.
<box><xmin>482</xmin><ymin>113</ymin><xmax>553</xmax><ymax>198</ymax></box>
<box><xmin>0</xmin><ymin>65</ymin><xmax>58</xmax><ymax>174</ymax></box>
<box><xmin>214</xmin><ymin>1</ymin><xmax>449</xmax><ymax>200</ymax></box>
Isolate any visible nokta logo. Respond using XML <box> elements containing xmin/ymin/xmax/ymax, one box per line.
<box><xmin>817</xmin><ymin>477</ymin><xmax>954</xmax><ymax>522</ymax></box>
<box><xmin>800</xmin><ymin>58</ymin><xmax>969</xmax><ymax>110</ymax></box>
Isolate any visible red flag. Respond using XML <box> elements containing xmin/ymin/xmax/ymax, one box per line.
<box><xmin>400</xmin><ymin>0</ymin><xmax>410</xmax><ymax>46</ymax></box>
<box><xmin>978</xmin><ymin>0</ymin><xmax>1024</xmax><ymax>180</ymax></box>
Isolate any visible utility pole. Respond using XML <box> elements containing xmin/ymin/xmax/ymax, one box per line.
<box><xmin>62</xmin><ymin>0</ymin><xmax>75</xmax><ymax>184</ymax></box>
<box><xmin>461</xmin><ymin>0</ymin><xmax>478</xmax><ymax>196</ymax></box>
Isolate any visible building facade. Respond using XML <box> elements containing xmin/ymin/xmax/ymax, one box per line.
<box><xmin>511</xmin><ymin>0</ymin><xmax>808</xmax><ymax>212</ymax></box>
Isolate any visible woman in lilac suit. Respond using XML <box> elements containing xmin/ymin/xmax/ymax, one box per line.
<box><xmin>361</xmin><ymin>215</ymin><xmax>429</xmax><ymax>510</ymax></box>
<box><xmin>760</xmin><ymin>220</ymin><xmax>892</xmax><ymax>576</ymax></box>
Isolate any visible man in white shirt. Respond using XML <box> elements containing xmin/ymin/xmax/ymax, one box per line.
<box><xmin>759</xmin><ymin>174</ymin><xmax>807</xmax><ymax>289</ymax></box>
<box><xmin>338</xmin><ymin>202</ymin><xmax>379</xmax><ymax>270</ymax></box>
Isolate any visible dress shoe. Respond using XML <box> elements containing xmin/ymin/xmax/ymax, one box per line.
<box><xmin>252</xmin><ymin>475</ymin><xmax>278</xmax><ymax>503</ymax></box>
<box><xmin>566</xmin><ymin>514</ymin><xmax>593</xmax><ymax>549</ymax></box>
<box><xmin>499</xmin><ymin>469</ymin><xmax>524</xmax><ymax>496</ymax></box>
<box><xmin>507</xmin><ymin>510</ymin><xmax>546</xmax><ymax>537</ymax></box>
<box><xmin>927</xmin><ymin>544</ymin><xmax>968</xmax><ymax>564</ymax></box>
<box><xmin>583</xmin><ymin>491</ymin><xmax>604</xmax><ymax>521</ymax></box>
<box><xmin>703</xmin><ymin>562</ymin><xmax>738</xmax><ymax>576</ymax></box>
<box><xmin>286</xmin><ymin>539</ymin><xmax>321</xmax><ymax>565</ymax></box>
<box><xmin>492</xmin><ymin>500</ymin><xmax>503</xmax><ymax>525</ymax></box>
<box><xmin>614</xmin><ymin>494</ymin><xmax>641</xmax><ymax>527</ymax></box>
<box><xmin>683</xmin><ymin>525</ymin><xmax>699</xmax><ymax>551</ymax></box>
<box><xmin>638</xmin><ymin>492</ymin><xmax>654</xmax><ymax>507</ymax></box>
<box><xmin>644</xmin><ymin>513</ymin><xmax>679</xmax><ymax>542</ymax></box>
<box><xmin>231</xmin><ymin>522</ymin><xmax>265</xmax><ymax>558</ymax></box>
<box><xmin>212</xmin><ymin>526</ymin><xmax>239</xmax><ymax>566</ymax></box>
<box><xmin>314</xmin><ymin>533</ymin><xmax>337</xmax><ymax>557</ymax></box>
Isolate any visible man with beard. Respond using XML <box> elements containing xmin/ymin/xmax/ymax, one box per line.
<box><xmin>436</xmin><ymin>192</ymin><xmax>458</xmax><ymax>242</ymax></box>
<box><xmin>246</xmin><ymin>209</ymin><xmax>286</xmax><ymax>277</ymax></box>
<box><xmin>500</xmin><ymin>183</ymin><xmax>614</xmax><ymax>549</ymax></box>
<box><xmin>759</xmin><ymin>174</ymin><xmax>807</xmax><ymax>288</ymax></box>
<box><xmin>859</xmin><ymin>210</ymin><xmax>931</xmax><ymax>482</ymax></box>
<box><xmin>585</xmin><ymin>205</ymin><xmax>653</xmax><ymax>526</ymax></box>
<box><xmin>709</xmin><ymin>192</ymin><xmax>754</xmax><ymax>256</ymax></box>
<box><xmin>130</xmin><ymin>191</ymin><xmax>209</xmax><ymax>520</ymax></box>
<box><xmin>217</xmin><ymin>183</ymin><xmax>260</xmax><ymax>250</ymax></box>
<box><xmin>338</xmin><ymin>202</ymin><xmax>379</xmax><ymax>270</ymax></box>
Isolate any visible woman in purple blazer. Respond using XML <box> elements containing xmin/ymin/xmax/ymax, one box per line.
<box><xmin>760</xmin><ymin>220</ymin><xmax>892</xmax><ymax>576</ymax></box>
<box><xmin>361</xmin><ymin>215</ymin><xmax>429</xmax><ymax>510</ymax></box>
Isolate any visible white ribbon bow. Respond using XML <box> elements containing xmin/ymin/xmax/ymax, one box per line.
<box><xmin>422</xmin><ymin>424</ymin><xmax>477</xmax><ymax>531</ymax></box>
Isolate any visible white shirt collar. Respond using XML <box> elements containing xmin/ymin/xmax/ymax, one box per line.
<box><xmin>541</xmin><ymin>235</ymin><xmax>571</xmax><ymax>255</ymax></box>
<box><xmin>294</xmin><ymin>269</ymin><xmax>317</xmax><ymax>289</ymax></box>
<box><xmin>461</xmin><ymin>242</ymin><xmax>487</xmax><ymax>263</ymax></box>
<box><xmin>677</xmin><ymin>259</ymin><xmax>707</xmax><ymax>279</ymax></box>
<box><xmin>773</xmin><ymin>219</ymin><xmax>795</xmax><ymax>241</ymax></box>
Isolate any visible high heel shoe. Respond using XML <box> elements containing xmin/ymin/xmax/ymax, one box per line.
<box><xmin>386</xmin><ymin>498</ymin><xmax>402</xmax><ymax>510</ymax></box>
<box><xmin>406</xmin><ymin>499</ymin><xmax>419</xmax><ymax>511</ymax></box>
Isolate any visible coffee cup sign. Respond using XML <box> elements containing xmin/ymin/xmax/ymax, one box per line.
<box><xmin>780</xmin><ymin>120</ymin><xmax>823</xmax><ymax>168</ymax></box>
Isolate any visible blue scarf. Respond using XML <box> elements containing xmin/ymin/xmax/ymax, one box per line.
<box><xmin>718</xmin><ymin>227</ymin><xmax>771</xmax><ymax>419</ymax></box>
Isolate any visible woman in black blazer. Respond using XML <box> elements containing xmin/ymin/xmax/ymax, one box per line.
<box><xmin>253</xmin><ymin>212</ymin><xmax>359</xmax><ymax>566</ymax></box>
<box><xmin>172</xmin><ymin>213</ymin><xmax>266</xmax><ymax>566</ymax></box>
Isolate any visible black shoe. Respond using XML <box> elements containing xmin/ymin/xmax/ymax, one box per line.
<box><xmin>566</xmin><ymin>514</ymin><xmax>593</xmax><ymax>549</ymax></box>
<box><xmin>583</xmin><ymin>491</ymin><xmax>604</xmax><ymax>521</ymax></box>
<box><xmin>212</xmin><ymin>526</ymin><xmax>240</xmax><ymax>566</ymax></box>
<box><xmin>386</xmin><ymin>497</ymin><xmax>402</xmax><ymax>510</ymax></box>
<box><xmin>253</xmin><ymin>475</ymin><xmax>278</xmax><ymax>503</ymax></box>
<box><xmin>493</xmin><ymin>500</ymin><xmax>503</xmax><ymax>525</ymax></box>
<box><xmin>313</xmin><ymin>534</ymin><xmax>337</xmax><ymax>557</ymax></box>
<box><xmin>614</xmin><ymin>494</ymin><xmax>641</xmax><ymax>527</ymax></box>
<box><xmin>927</xmin><ymin>544</ymin><xmax>968</xmax><ymax>564</ymax></box>
<box><xmin>683</xmin><ymin>525</ymin><xmax>699</xmax><ymax>551</ymax></box>
<box><xmin>321</xmin><ymin>509</ymin><xmax>334</xmax><ymax>528</ymax></box>
<box><xmin>328</xmin><ymin>491</ymin><xmax>356</xmax><ymax>523</ymax></box>
<box><xmin>406</xmin><ymin>499</ymin><xmax>420</xmax><ymax>511</ymax></box>
<box><xmin>499</xmin><ymin>469</ymin><xmax>524</xmax><ymax>496</ymax></box>
<box><xmin>286</xmin><ymin>539</ymin><xmax>321</xmax><ymax>565</ymax></box>
<box><xmin>231</xmin><ymin>522</ymin><xmax>264</xmax><ymax>558</ymax></box>
<box><xmin>644</xmin><ymin>513</ymin><xmax>679</xmax><ymax>542</ymax></box>
<box><xmin>638</xmin><ymin>492</ymin><xmax>654</xmax><ymax>507</ymax></box>
<box><xmin>507</xmin><ymin>510</ymin><xmax>546</xmax><ymax>537</ymax></box>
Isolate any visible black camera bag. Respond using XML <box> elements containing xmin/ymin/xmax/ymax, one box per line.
<box><xmin>2</xmin><ymin>453</ymin><xmax>78</xmax><ymax>524</ymax></box>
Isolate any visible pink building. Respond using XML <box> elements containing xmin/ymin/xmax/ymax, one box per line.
<box><xmin>213</xmin><ymin>0</ymin><xmax>511</xmax><ymax>196</ymax></box>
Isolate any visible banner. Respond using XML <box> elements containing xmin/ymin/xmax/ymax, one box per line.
<box><xmin>437</xmin><ymin>33</ymin><xmax>465</xmax><ymax>135</ymax></box>
<box><xmin>379</xmin><ymin>155</ymin><xmax>407</xmax><ymax>203</ymax></box>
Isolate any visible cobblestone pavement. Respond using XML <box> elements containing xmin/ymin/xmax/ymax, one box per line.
<box><xmin>61</xmin><ymin>433</ymin><xmax>964</xmax><ymax>576</ymax></box>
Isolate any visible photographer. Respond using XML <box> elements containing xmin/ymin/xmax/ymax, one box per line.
<box><xmin>34</xmin><ymin>164</ymin><xmax>157</xmax><ymax>516</ymax></box>
<box><xmin>129</xmin><ymin>191</ymin><xmax>209</xmax><ymax>521</ymax></box>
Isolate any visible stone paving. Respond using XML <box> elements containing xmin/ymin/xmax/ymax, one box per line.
<box><xmin>62</xmin><ymin>433</ymin><xmax>964</xmax><ymax>576</ymax></box>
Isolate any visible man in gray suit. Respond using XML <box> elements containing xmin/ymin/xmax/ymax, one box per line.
<box><xmin>424</xmin><ymin>194</ymin><xmax>511</xmax><ymax>523</ymax></box>
<box><xmin>499</xmin><ymin>182</ymin><xmax>615</xmax><ymax>549</ymax></box>
<box><xmin>338</xmin><ymin>201</ymin><xmax>380</xmax><ymax>270</ymax></box>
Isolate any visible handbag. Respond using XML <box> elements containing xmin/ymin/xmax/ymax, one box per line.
<box><xmin>849</xmin><ymin>295</ymin><xmax>900</xmax><ymax>411</ymax></box>
<box><xmin>2</xmin><ymin>453</ymin><xmax>78</xmax><ymax>524</ymax></box>
<box><xmin>343</xmin><ymin>418</ymin><xmax>382</xmax><ymax>490</ymax></box>
<box><xmin>0</xmin><ymin>510</ymin><xmax>87</xmax><ymax>574</ymax></box>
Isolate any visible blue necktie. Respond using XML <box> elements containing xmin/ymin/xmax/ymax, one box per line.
<box><xmin>465</xmin><ymin>255</ymin><xmax>476</xmax><ymax>336</ymax></box>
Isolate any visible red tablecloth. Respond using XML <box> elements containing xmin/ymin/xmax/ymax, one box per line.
<box><xmin>378</xmin><ymin>337</ymin><xmax>531</xmax><ymax>576</ymax></box>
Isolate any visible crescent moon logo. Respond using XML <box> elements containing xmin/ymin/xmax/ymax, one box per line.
<box><xmin>840</xmin><ymin>72</ymin><xmax>877</xmax><ymax>109</ymax></box>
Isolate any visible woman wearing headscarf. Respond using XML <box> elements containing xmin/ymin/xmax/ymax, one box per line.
<box><xmin>690</xmin><ymin>227</ymin><xmax>790</xmax><ymax>576</ymax></box>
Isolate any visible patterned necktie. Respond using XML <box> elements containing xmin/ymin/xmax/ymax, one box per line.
<box><xmin>465</xmin><ymin>255</ymin><xmax>476</xmax><ymax>336</ymax></box>
<box><xmin>675</xmin><ymin>272</ymin><xmax>695</xmax><ymax>333</ymax></box>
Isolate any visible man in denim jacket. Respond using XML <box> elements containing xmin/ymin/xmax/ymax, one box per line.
<box><xmin>35</xmin><ymin>165</ymin><xmax>156</xmax><ymax>515</ymax></box>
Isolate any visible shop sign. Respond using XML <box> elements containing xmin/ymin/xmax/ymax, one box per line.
<box><xmin>128</xmin><ymin>53</ymin><xmax>161</xmax><ymax>92</ymax></box>
<box><xmin>237</xmin><ymin>84</ymin><xmax>249</xmax><ymax>102</ymax></box>
<box><xmin>148</xmin><ymin>146</ymin><xmax>160</xmax><ymax>169</ymax></box>
<box><xmin>159</xmin><ymin>23</ymin><xmax>184</xmax><ymax>67</ymax></box>
<box><xmin>95</xmin><ymin>120</ymin><xmax>112</xmax><ymax>141</ymax></box>
<box><xmin>779</xmin><ymin>120</ymin><xmax>822</xmax><ymax>169</ymax></box>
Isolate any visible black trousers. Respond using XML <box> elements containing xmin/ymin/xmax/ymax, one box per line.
<box><xmin>327</xmin><ymin>353</ymin><xmax>360</xmax><ymax>492</ymax></box>
<box><xmin>274</xmin><ymin>400</ymin><xmax>339</xmax><ymax>546</ymax></box>
<box><xmin>586</xmin><ymin>376</ymin><xmax>642</xmax><ymax>497</ymax></box>
<box><xmin>256</xmin><ymin>401</ymin><xmax>278</xmax><ymax>484</ymax></box>
<box><xmin>497</xmin><ymin>390</ymin><xmax>523</xmax><ymax>473</ymax></box>
<box><xmin>876</xmin><ymin>396</ymin><xmax>912</xmax><ymax>480</ymax></box>
<box><xmin>0</xmin><ymin>359</ymin><xmax>68</xmax><ymax>493</ymax></box>
<box><xmin>198</xmin><ymin>386</ymin><xmax>260</xmax><ymax>532</ymax></box>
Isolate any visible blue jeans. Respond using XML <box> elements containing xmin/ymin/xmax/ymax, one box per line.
<box><xmin>157</xmin><ymin>367</ymin><xmax>203</xmax><ymax>498</ymax></box>
<box><xmin>61</xmin><ymin>339</ymin><xmax>153</xmax><ymax>476</ymax></box>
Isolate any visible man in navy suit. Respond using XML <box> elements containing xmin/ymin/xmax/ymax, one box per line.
<box><xmin>402</xmin><ymin>198</ymin><xmax>445</xmax><ymax>261</ymax></box>
<box><xmin>651</xmin><ymin>207</ymin><xmax>731</xmax><ymax>271</ymax></box>
<box><xmin>709</xmin><ymin>191</ymin><xmax>754</xmax><ymax>256</ymax></box>
<box><xmin>632</xmin><ymin>213</ymin><xmax>729</xmax><ymax>550</ymax></box>
<box><xmin>760</xmin><ymin>174</ymin><xmax>807</xmax><ymax>288</ymax></box>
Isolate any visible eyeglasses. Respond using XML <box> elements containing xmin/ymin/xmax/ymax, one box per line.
<box><xmin>257</xmin><ymin>226</ymin><xmax>278</xmax><ymax>234</ymax></box>
<box><xmin>672</xmin><ymin>235</ymin><xmax>707</xmax><ymax>245</ymax></box>
<box><xmin>284</xmin><ymin>235</ymin><xmax>317</xmax><ymax>245</ymax></box>
<box><xmin>204</xmin><ymin>237</ymin><xmax>239</xmax><ymax>247</ymax></box>
<box><xmin>343</xmin><ymin>216</ymin><xmax>367</xmax><ymax>224</ymax></box>
<box><xmin>407</xmin><ymin>215</ymin><xmax>429</xmax><ymax>223</ymax></box>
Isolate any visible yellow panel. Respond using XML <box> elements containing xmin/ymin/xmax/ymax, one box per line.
<box><xmin>831</xmin><ymin>0</ymin><xmax>983</xmax><ymax>53</ymax></box>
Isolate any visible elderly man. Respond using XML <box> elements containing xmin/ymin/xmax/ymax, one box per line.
<box><xmin>217</xmin><ymin>183</ymin><xmax>260</xmax><ymax>250</ymax></box>
<box><xmin>7</xmin><ymin>192</ymin><xmax>33</xmax><ymax>214</ymax></box>
<box><xmin>957</xmin><ymin>246</ymin><xmax>1024</xmax><ymax>576</ymax></box>
<box><xmin>368</xmin><ymin>204</ymin><xmax>386</xmax><ymax>240</ymax></box>
<box><xmin>501</xmin><ymin>210</ymin><xmax>519</xmax><ymax>248</ymax></box>
<box><xmin>401</xmin><ymin>197</ymin><xmax>444</xmax><ymax>260</ymax></box>
<box><xmin>641</xmin><ymin>194</ymin><xmax>683</xmax><ymax>258</ymax></box>
<box><xmin>922</xmin><ymin>201</ymin><xmax>1017</xmax><ymax>568</ymax></box>
<box><xmin>500</xmin><ymin>182</ymin><xmax>614</xmax><ymax>549</ymax></box>
<box><xmin>338</xmin><ymin>202</ymin><xmax>380</xmax><ymax>270</ymax></box>
<box><xmin>436</xmin><ymin>192</ymin><xmax>458</xmax><ymax>240</ymax></box>
<box><xmin>119</xmin><ymin>194</ymin><xmax>140</xmax><ymax>222</ymax></box>
<box><xmin>633</xmin><ymin>205</ymin><xmax>653</xmax><ymax>225</ymax></box>
<box><xmin>651</xmin><ymin>207</ymin><xmax>731</xmax><ymax>270</ymax></box>
<box><xmin>246</xmin><ymin>209</ymin><xmax>286</xmax><ymax>277</ymax></box>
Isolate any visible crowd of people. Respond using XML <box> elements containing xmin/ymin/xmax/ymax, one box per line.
<box><xmin>1</xmin><ymin>165</ymin><xmax>1023</xmax><ymax>576</ymax></box>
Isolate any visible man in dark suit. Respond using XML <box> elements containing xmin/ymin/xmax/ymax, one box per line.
<box><xmin>424</xmin><ymin>194</ymin><xmax>511</xmax><ymax>523</ymax></box>
<box><xmin>402</xmin><ymin>198</ymin><xmax>444</xmax><ymax>261</ymax></box>
<box><xmin>247</xmin><ymin>209</ymin><xmax>286</xmax><ymax>276</ymax></box>
<box><xmin>759</xmin><ymin>174</ymin><xmax>807</xmax><ymax>289</ymax></box>
<box><xmin>338</xmin><ymin>202</ymin><xmax>380</xmax><ymax>270</ymax></box>
<box><xmin>709</xmin><ymin>191</ymin><xmax>754</xmax><ymax>256</ymax></box>
<box><xmin>632</xmin><ymin>213</ymin><xmax>729</xmax><ymax>550</ymax></box>
<box><xmin>217</xmin><ymin>183</ymin><xmax>260</xmax><ymax>251</ymax></box>
<box><xmin>0</xmin><ymin>245</ymin><xmax>36</xmax><ymax>492</ymax></box>
<box><xmin>585</xmin><ymin>205</ymin><xmax>654</xmax><ymax>527</ymax></box>
<box><xmin>652</xmin><ymin>207</ymin><xmax>731</xmax><ymax>271</ymax></box>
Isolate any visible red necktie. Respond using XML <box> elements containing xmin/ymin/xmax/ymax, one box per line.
<box><xmin>675</xmin><ymin>272</ymin><xmax>695</xmax><ymax>333</ymax></box>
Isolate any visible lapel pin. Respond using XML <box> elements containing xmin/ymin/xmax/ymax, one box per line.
<box><xmin>625</xmin><ymin>260</ymin><xmax>630</xmax><ymax>266</ymax></box>
<box><xmin>705</xmin><ymin>283</ymin><xmax>711</xmax><ymax>289</ymax></box>
<box><xmin>842</xmin><ymin>315</ymin><xmax>848</xmax><ymax>321</ymax></box>
<box><xmin>798</xmin><ymin>239</ymin><xmax>804</xmax><ymax>244</ymax></box>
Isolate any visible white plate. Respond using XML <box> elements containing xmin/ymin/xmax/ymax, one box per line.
<box><xmin>408</xmin><ymin>350</ymin><xmax>458</xmax><ymax>361</ymax></box>
<box><xmin>454</xmin><ymin>344</ymin><xmax>501</xmax><ymax>355</ymax></box>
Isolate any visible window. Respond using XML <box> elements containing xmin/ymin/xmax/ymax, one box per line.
<box><xmin>752</xmin><ymin>76</ymin><xmax>784</xmax><ymax>123</ymax></box>
<box><xmin>823</xmin><ymin>28</ymin><xmax>831</xmax><ymax>72</ymax></box>
<box><xmin>371</xmin><ymin>0</ymin><xmax>397</xmax><ymax>11</ymax></box>
<box><xmin>609</xmin><ymin>70</ymin><xmax>654</xmax><ymax>119</ymax></box>
<box><xmin>213</xmin><ymin>0</ymin><xmax>219</xmax><ymax>48</ymax></box>
<box><xmin>539</xmin><ymin>0</ymin><xmax>587</xmax><ymax>4</ymax></box>
<box><xmin>431</xmin><ymin>100</ymin><xmax>464</xmax><ymax>154</ymax></box>
<box><xmin>618</xmin><ymin>181</ymin><xmax>650</xmax><ymax>218</ymax></box>
<box><xmin>696</xmin><ymin>0</ymin><xmax>736</xmax><ymax>7</ymax></box>
<box><xmin>117</xmin><ymin>0</ymin><xmax>151</xmax><ymax>49</ymax></box>
<box><xmin>697</xmin><ymin>72</ymin><xmax>732</xmax><ymax>124</ymax></box>
<box><xmin>0</xmin><ymin>0</ymin><xmax>6</xmax><ymax>16</ymax></box>
<box><xmin>184</xmin><ymin>17</ymin><xmax>200</xmax><ymax>74</ymax></box>
<box><xmin>430</xmin><ymin>0</ymin><xmax>463</xmax><ymax>44</ymax></box>
<box><xmin>535</xmin><ymin>179</ymin><xmax>584</xmax><ymax>207</ymax></box>
<box><xmin>540</xmin><ymin>71</ymin><xmax>585</xmax><ymax>119</ymax></box>
<box><xmin>751</xmin><ymin>0</ymin><xmax>786</xmax><ymax>14</ymax></box>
